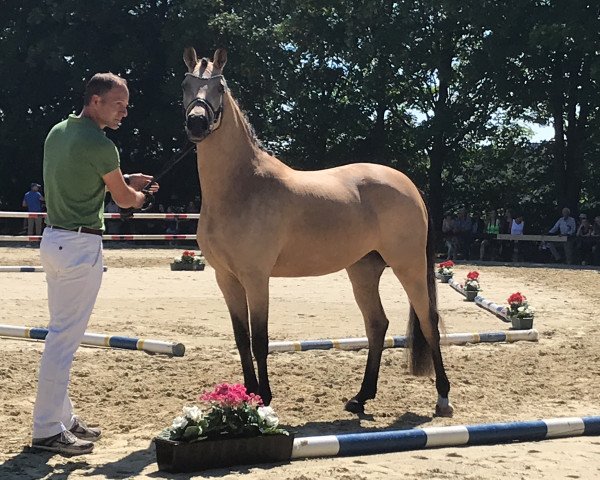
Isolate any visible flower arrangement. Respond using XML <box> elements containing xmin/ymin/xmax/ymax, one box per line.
<box><xmin>437</xmin><ymin>260</ymin><xmax>455</xmax><ymax>276</ymax></box>
<box><xmin>173</xmin><ymin>250</ymin><xmax>205</xmax><ymax>267</ymax></box>
<box><xmin>464</xmin><ymin>271</ymin><xmax>481</xmax><ymax>291</ymax></box>
<box><xmin>159</xmin><ymin>383</ymin><xmax>288</xmax><ymax>443</ymax></box>
<box><xmin>507</xmin><ymin>292</ymin><xmax>534</xmax><ymax>319</ymax></box>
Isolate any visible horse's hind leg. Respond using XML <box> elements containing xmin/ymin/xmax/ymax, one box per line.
<box><xmin>344</xmin><ymin>252</ymin><xmax>388</xmax><ymax>414</ymax></box>
<box><xmin>214</xmin><ymin>269</ymin><xmax>258</xmax><ymax>394</ymax></box>
<box><xmin>391</xmin><ymin>265</ymin><xmax>453</xmax><ymax>417</ymax></box>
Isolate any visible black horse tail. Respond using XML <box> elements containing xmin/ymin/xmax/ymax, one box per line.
<box><xmin>407</xmin><ymin>192</ymin><xmax>441</xmax><ymax>376</ymax></box>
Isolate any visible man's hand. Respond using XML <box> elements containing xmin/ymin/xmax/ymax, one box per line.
<box><xmin>127</xmin><ymin>173</ymin><xmax>159</xmax><ymax>193</ymax></box>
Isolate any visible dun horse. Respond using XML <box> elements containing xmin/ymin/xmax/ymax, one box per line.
<box><xmin>182</xmin><ymin>47</ymin><xmax>453</xmax><ymax>417</ymax></box>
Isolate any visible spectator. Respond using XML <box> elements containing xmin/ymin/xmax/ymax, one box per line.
<box><xmin>591</xmin><ymin>216</ymin><xmax>600</xmax><ymax>265</ymax></box>
<box><xmin>576</xmin><ymin>215</ymin><xmax>593</xmax><ymax>265</ymax></box>
<box><xmin>469</xmin><ymin>211</ymin><xmax>485</xmax><ymax>259</ymax></box>
<box><xmin>509</xmin><ymin>213</ymin><xmax>525</xmax><ymax>262</ymax></box>
<box><xmin>453</xmin><ymin>207</ymin><xmax>473</xmax><ymax>259</ymax></box>
<box><xmin>22</xmin><ymin>182</ymin><xmax>45</xmax><ymax>236</ymax></box>
<box><xmin>442</xmin><ymin>212</ymin><xmax>457</xmax><ymax>261</ymax></box>
<box><xmin>479</xmin><ymin>209</ymin><xmax>500</xmax><ymax>261</ymax></box>
<box><xmin>547</xmin><ymin>207</ymin><xmax>576</xmax><ymax>264</ymax></box>
<box><xmin>104</xmin><ymin>196</ymin><xmax>121</xmax><ymax>234</ymax></box>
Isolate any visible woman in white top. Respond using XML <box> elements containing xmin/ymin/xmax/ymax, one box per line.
<box><xmin>511</xmin><ymin>215</ymin><xmax>524</xmax><ymax>235</ymax></box>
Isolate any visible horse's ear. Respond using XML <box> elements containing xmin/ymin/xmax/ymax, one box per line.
<box><xmin>183</xmin><ymin>47</ymin><xmax>198</xmax><ymax>72</ymax></box>
<box><xmin>213</xmin><ymin>48</ymin><xmax>227</xmax><ymax>71</ymax></box>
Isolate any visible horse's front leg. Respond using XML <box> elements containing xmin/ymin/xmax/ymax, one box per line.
<box><xmin>244</xmin><ymin>276</ymin><xmax>272</xmax><ymax>405</ymax></box>
<box><xmin>214</xmin><ymin>269</ymin><xmax>258</xmax><ymax>393</ymax></box>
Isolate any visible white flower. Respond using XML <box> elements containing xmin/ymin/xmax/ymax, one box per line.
<box><xmin>258</xmin><ymin>406</ymin><xmax>279</xmax><ymax>428</ymax></box>
<box><xmin>182</xmin><ymin>405</ymin><xmax>203</xmax><ymax>423</ymax></box>
<box><xmin>172</xmin><ymin>416</ymin><xmax>188</xmax><ymax>430</ymax></box>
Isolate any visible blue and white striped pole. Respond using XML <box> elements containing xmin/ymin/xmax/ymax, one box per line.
<box><xmin>475</xmin><ymin>296</ymin><xmax>510</xmax><ymax>322</ymax></box>
<box><xmin>448</xmin><ymin>277</ymin><xmax>466</xmax><ymax>296</ymax></box>
<box><xmin>268</xmin><ymin>329</ymin><xmax>538</xmax><ymax>353</ymax></box>
<box><xmin>0</xmin><ymin>266</ymin><xmax>108</xmax><ymax>272</ymax></box>
<box><xmin>291</xmin><ymin>416</ymin><xmax>600</xmax><ymax>459</ymax></box>
<box><xmin>0</xmin><ymin>324</ymin><xmax>185</xmax><ymax>357</ymax></box>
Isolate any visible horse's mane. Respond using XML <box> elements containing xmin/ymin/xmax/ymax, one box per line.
<box><xmin>228</xmin><ymin>91</ymin><xmax>263</xmax><ymax>149</ymax></box>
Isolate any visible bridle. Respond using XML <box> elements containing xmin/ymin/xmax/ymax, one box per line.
<box><xmin>183</xmin><ymin>73</ymin><xmax>227</xmax><ymax>136</ymax></box>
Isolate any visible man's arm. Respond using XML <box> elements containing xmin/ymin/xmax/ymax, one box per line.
<box><xmin>548</xmin><ymin>219</ymin><xmax>560</xmax><ymax>234</ymax></box>
<box><xmin>102</xmin><ymin>168</ymin><xmax>146</xmax><ymax>209</ymax></box>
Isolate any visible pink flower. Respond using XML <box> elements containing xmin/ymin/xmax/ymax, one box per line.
<box><xmin>199</xmin><ymin>383</ymin><xmax>263</xmax><ymax>408</ymax></box>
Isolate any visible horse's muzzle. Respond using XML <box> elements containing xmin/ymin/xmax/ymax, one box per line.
<box><xmin>186</xmin><ymin>114</ymin><xmax>209</xmax><ymax>141</ymax></box>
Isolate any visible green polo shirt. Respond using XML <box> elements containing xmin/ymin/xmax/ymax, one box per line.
<box><xmin>43</xmin><ymin>114</ymin><xmax>120</xmax><ymax>231</ymax></box>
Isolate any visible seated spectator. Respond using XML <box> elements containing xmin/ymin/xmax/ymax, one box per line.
<box><xmin>498</xmin><ymin>208</ymin><xmax>513</xmax><ymax>261</ymax></box>
<box><xmin>442</xmin><ymin>212</ymin><xmax>457</xmax><ymax>261</ymax></box>
<box><xmin>165</xmin><ymin>206</ymin><xmax>179</xmax><ymax>235</ymax></box>
<box><xmin>576</xmin><ymin>214</ymin><xmax>593</xmax><ymax>265</ymax></box>
<box><xmin>547</xmin><ymin>207</ymin><xmax>576</xmax><ymax>264</ymax></box>
<box><xmin>469</xmin><ymin>211</ymin><xmax>485</xmax><ymax>259</ymax></box>
<box><xmin>479</xmin><ymin>209</ymin><xmax>500</xmax><ymax>261</ymax></box>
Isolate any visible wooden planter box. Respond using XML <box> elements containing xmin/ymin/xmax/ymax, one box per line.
<box><xmin>170</xmin><ymin>262</ymin><xmax>205</xmax><ymax>271</ymax></box>
<box><xmin>154</xmin><ymin>433</ymin><xmax>294</xmax><ymax>472</ymax></box>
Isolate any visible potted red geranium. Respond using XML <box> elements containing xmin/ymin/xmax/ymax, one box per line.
<box><xmin>507</xmin><ymin>292</ymin><xmax>535</xmax><ymax>329</ymax></box>
<box><xmin>154</xmin><ymin>383</ymin><xmax>293</xmax><ymax>472</ymax></box>
<box><xmin>437</xmin><ymin>260</ymin><xmax>455</xmax><ymax>283</ymax></box>
<box><xmin>463</xmin><ymin>271</ymin><xmax>481</xmax><ymax>301</ymax></box>
<box><xmin>170</xmin><ymin>250</ymin><xmax>206</xmax><ymax>271</ymax></box>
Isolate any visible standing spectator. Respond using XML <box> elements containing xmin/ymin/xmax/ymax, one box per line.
<box><xmin>510</xmin><ymin>213</ymin><xmax>525</xmax><ymax>261</ymax></box>
<box><xmin>104</xmin><ymin>195</ymin><xmax>122</xmax><ymax>234</ymax></box>
<box><xmin>547</xmin><ymin>207</ymin><xmax>576</xmax><ymax>264</ymax></box>
<box><xmin>23</xmin><ymin>182</ymin><xmax>45</xmax><ymax>236</ymax></box>
<box><xmin>479</xmin><ymin>209</ymin><xmax>500</xmax><ymax>260</ymax></box>
<box><xmin>591</xmin><ymin>215</ymin><xmax>600</xmax><ymax>265</ymax></box>
<box><xmin>442</xmin><ymin>212</ymin><xmax>456</xmax><ymax>261</ymax></box>
<box><xmin>454</xmin><ymin>207</ymin><xmax>473</xmax><ymax>259</ymax></box>
<box><xmin>31</xmin><ymin>72</ymin><xmax>157</xmax><ymax>456</ymax></box>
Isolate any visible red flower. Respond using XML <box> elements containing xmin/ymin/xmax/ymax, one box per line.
<box><xmin>200</xmin><ymin>383</ymin><xmax>263</xmax><ymax>408</ymax></box>
<box><xmin>508</xmin><ymin>292</ymin><xmax>526</xmax><ymax>305</ymax></box>
<box><xmin>438</xmin><ymin>260</ymin><xmax>455</xmax><ymax>269</ymax></box>
<box><xmin>466</xmin><ymin>271</ymin><xmax>479</xmax><ymax>280</ymax></box>
<box><xmin>182</xmin><ymin>250</ymin><xmax>195</xmax><ymax>257</ymax></box>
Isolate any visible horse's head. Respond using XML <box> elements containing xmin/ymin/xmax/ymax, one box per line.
<box><xmin>182</xmin><ymin>47</ymin><xmax>228</xmax><ymax>143</ymax></box>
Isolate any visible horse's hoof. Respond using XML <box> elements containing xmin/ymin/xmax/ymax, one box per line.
<box><xmin>344</xmin><ymin>398</ymin><xmax>365</xmax><ymax>414</ymax></box>
<box><xmin>435</xmin><ymin>402</ymin><xmax>454</xmax><ymax>417</ymax></box>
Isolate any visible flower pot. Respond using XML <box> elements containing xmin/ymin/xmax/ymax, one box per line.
<box><xmin>510</xmin><ymin>316</ymin><xmax>534</xmax><ymax>330</ymax></box>
<box><xmin>440</xmin><ymin>273</ymin><xmax>453</xmax><ymax>283</ymax></box>
<box><xmin>154</xmin><ymin>433</ymin><xmax>295</xmax><ymax>473</ymax></box>
<box><xmin>170</xmin><ymin>262</ymin><xmax>205</xmax><ymax>271</ymax></box>
<box><xmin>464</xmin><ymin>290</ymin><xmax>478</xmax><ymax>301</ymax></box>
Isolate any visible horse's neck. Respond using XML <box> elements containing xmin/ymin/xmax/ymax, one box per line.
<box><xmin>196</xmin><ymin>92</ymin><xmax>285</xmax><ymax>200</ymax></box>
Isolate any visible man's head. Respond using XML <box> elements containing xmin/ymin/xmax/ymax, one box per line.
<box><xmin>561</xmin><ymin>207</ymin><xmax>570</xmax><ymax>218</ymax></box>
<box><xmin>579</xmin><ymin>213</ymin><xmax>587</xmax><ymax>221</ymax></box>
<box><xmin>30</xmin><ymin>182</ymin><xmax>40</xmax><ymax>192</ymax></box>
<box><xmin>82</xmin><ymin>73</ymin><xmax>129</xmax><ymax>130</ymax></box>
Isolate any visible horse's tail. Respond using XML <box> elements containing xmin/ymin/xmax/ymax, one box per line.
<box><xmin>407</xmin><ymin>192</ymin><xmax>440</xmax><ymax>376</ymax></box>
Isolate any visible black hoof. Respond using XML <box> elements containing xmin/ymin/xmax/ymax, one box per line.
<box><xmin>344</xmin><ymin>398</ymin><xmax>365</xmax><ymax>414</ymax></box>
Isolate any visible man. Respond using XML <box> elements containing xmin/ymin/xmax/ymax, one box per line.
<box><xmin>548</xmin><ymin>207</ymin><xmax>576</xmax><ymax>264</ymax></box>
<box><xmin>22</xmin><ymin>182</ymin><xmax>45</xmax><ymax>236</ymax></box>
<box><xmin>32</xmin><ymin>73</ymin><xmax>158</xmax><ymax>456</ymax></box>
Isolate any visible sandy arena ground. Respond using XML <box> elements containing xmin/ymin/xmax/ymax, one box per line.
<box><xmin>0</xmin><ymin>246</ymin><xmax>599</xmax><ymax>479</ymax></box>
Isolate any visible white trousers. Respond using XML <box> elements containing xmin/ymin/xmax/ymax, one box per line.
<box><xmin>32</xmin><ymin>228</ymin><xmax>103</xmax><ymax>438</ymax></box>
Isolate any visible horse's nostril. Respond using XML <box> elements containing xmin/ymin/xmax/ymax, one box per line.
<box><xmin>186</xmin><ymin>115</ymin><xmax>208</xmax><ymax>133</ymax></box>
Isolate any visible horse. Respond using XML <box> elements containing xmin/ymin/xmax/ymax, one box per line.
<box><xmin>181</xmin><ymin>47</ymin><xmax>453</xmax><ymax>417</ymax></box>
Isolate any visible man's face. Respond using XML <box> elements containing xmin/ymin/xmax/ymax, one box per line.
<box><xmin>562</xmin><ymin>208</ymin><xmax>570</xmax><ymax>218</ymax></box>
<box><xmin>95</xmin><ymin>85</ymin><xmax>129</xmax><ymax>130</ymax></box>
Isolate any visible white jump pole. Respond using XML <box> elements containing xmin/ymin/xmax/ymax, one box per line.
<box><xmin>0</xmin><ymin>324</ymin><xmax>185</xmax><ymax>357</ymax></box>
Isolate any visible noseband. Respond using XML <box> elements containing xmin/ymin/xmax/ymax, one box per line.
<box><xmin>184</xmin><ymin>73</ymin><xmax>227</xmax><ymax>136</ymax></box>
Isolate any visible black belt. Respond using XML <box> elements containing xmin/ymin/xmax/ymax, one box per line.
<box><xmin>49</xmin><ymin>225</ymin><xmax>103</xmax><ymax>236</ymax></box>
